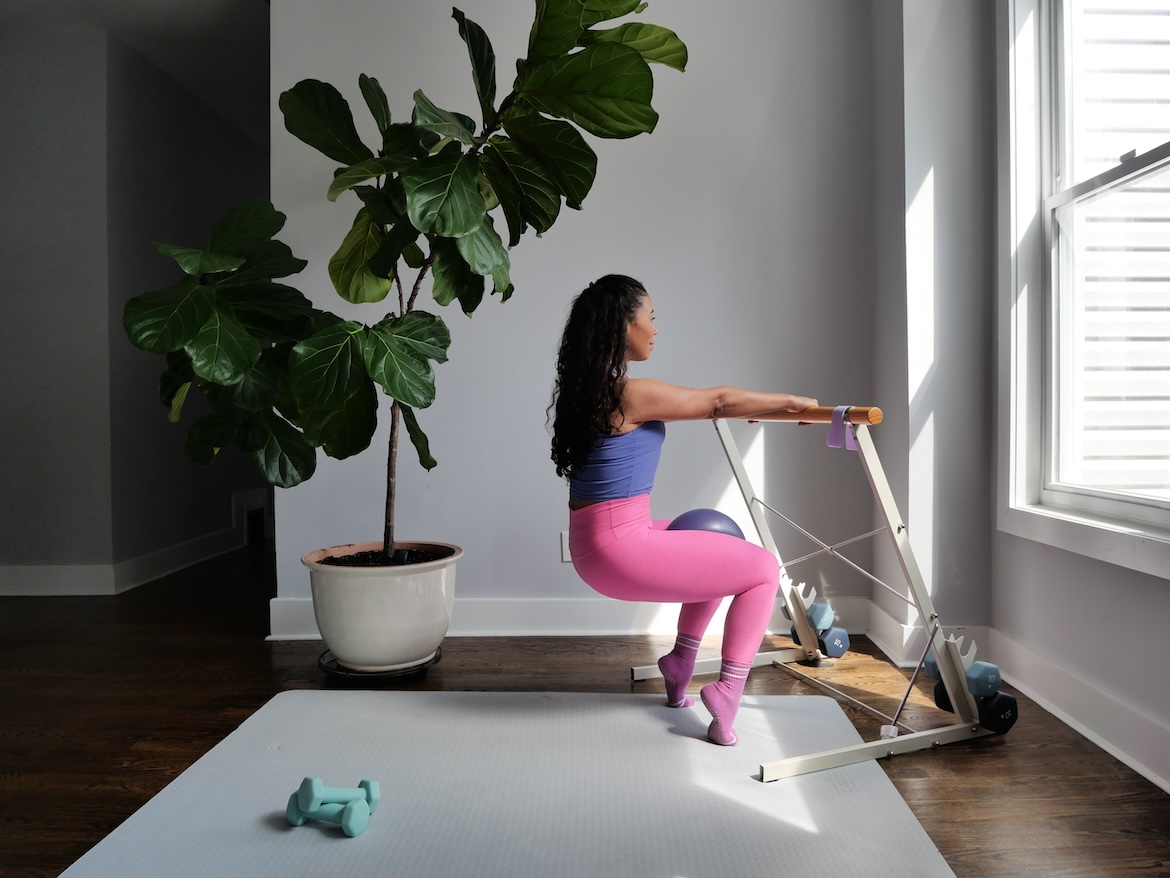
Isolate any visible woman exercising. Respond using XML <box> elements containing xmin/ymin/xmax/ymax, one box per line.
<box><xmin>549</xmin><ymin>274</ymin><xmax>817</xmax><ymax>745</ymax></box>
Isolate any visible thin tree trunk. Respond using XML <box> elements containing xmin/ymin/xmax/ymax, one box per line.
<box><xmin>384</xmin><ymin>399</ymin><xmax>400</xmax><ymax>558</ymax></box>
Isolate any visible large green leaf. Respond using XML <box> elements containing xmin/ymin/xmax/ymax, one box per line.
<box><xmin>161</xmin><ymin>351</ymin><xmax>195</xmax><ymax>419</ymax></box>
<box><xmin>327</xmin><ymin>155</ymin><xmax>417</xmax><ymax>203</ymax></box>
<box><xmin>221</xmin><ymin>350</ymin><xmax>284</xmax><ymax>413</ymax></box>
<box><xmin>185</xmin><ymin>413</ymin><xmax>236</xmax><ymax>466</ymax></box>
<box><xmin>480</xmin><ymin>155</ymin><xmax>526</xmax><ymax>247</ymax></box>
<box><xmin>412</xmin><ymin>90</ymin><xmax>479</xmax><ymax>147</ymax></box>
<box><xmin>581</xmin><ymin>0</ymin><xmax>645</xmax><ymax>27</ymax></box>
<box><xmin>527</xmin><ymin>0</ymin><xmax>585</xmax><ymax>60</ymax></box>
<box><xmin>328</xmin><ymin>209</ymin><xmax>393</xmax><ymax>304</ymax></box>
<box><xmin>153</xmin><ymin>242</ymin><xmax>245</xmax><ymax>276</ymax></box>
<box><xmin>400</xmin><ymin>403</ymin><xmax>437</xmax><ymax>470</ymax></box>
<box><xmin>431</xmin><ymin>237</ymin><xmax>485</xmax><ymax>314</ymax></box>
<box><xmin>384</xmin><ymin>123</ymin><xmax>434</xmax><ymax>160</ymax></box>
<box><xmin>301</xmin><ymin>378</ymin><xmax>378</xmax><ymax>460</ymax></box>
<box><xmin>167</xmin><ymin>381</ymin><xmax>191</xmax><ymax>424</ymax></box>
<box><xmin>219</xmin><ymin>240</ymin><xmax>308</xmax><ymax>286</ymax></box>
<box><xmin>279</xmin><ymin>79</ymin><xmax>374</xmax><ymax>165</ymax></box>
<box><xmin>354</xmin><ymin>184</ymin><xmax>404</xmax><ymax>227</ymax></box>
<box><xmin>452</xmin><ymin>8</ymin><xmax>497</xmax><ymax>129</ymax></box>
<box><xmin>362</xmin><ymin>312</ymin><xmax>451</xmax><ymax>407</ymax></box>
<box><xmin>401</xmin><ymin>143</ymin><xmax>486</xmax><ymax>238</ymax></box>
<box><xmin>124</xmin><ymin>277</ymin><xmax>214</xmax><ymax>354</ymax></box>
<box><xmin>232</xmin><ymin>413</ymin><xmax>270</xmax><ymax>453</ymax></box>
<box><xmin>251</xmin><ymin>411</ymin><xmax>318</xmax><ymax>488</ymax></box>
<box><xmin>578</xmin><ymin>23</ymin><xmax>688</xmax><ymax>71</ymax></box>
<box><xmin>218</xmin><ymin>281</ymin><xmax>317</xmax><ymax>342</ymax></box>
<box><xmin>185</xmin><ymin>306</ymin><xmax>262</xmax><ymax>386</ymax></box>
<box><xmin>359</xmin><ymin>73</ymin><xmax>391</xmax><ymax>137</ymax></box>
<box><xmin>207</xmin><ymin>200</ymin><xmax>287</xmax><ymax>256</ymax></box>
<box><xmin>481</xmin><ymin>138</ymin><xmax>562</xmax><ymax>244</ymax></box>
<box><xmin>392</xmin><ymin>311</ymin><xmax>452</xmax><ymax>365</ymax></box>
<box><xmin>455</xmin><ymin>215</ymin><xmax>511</xmax><ymax>296</ymax></box>
<box><xmin>517</xmin><ymin>42</ymin><xmax>657</xmax><ymax>138</ymax></box>
<box><xmin>289</xmin><ymin>320</ymin><xmax>368</xmax><ymax>408</ymax></box>
<box><xmin>367</xmin><ymin>221</ymin><xmax>421</xmax><ymax>280</ymax></box>
<box><xmin>501</xmin><ymin>111</ymin><xmax>597</xmax><ymax>209</ymax></box>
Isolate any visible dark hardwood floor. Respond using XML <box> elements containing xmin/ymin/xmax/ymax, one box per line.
<box><xmin>2</xmin><ymin>543</ymin><xmax>1169</xmax><ymax>877</ymax></box>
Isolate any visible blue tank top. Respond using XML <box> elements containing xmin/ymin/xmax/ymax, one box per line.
<box><xmin>570</xmin><ymin>420</ymin><xmax>666</xmax><ymax>501</ymax></box>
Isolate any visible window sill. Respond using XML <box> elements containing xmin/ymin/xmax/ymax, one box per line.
<box><xmin>997</xmin><ymin>501</ymin><xmax>1170</xmax><ymax>581</ymax></box>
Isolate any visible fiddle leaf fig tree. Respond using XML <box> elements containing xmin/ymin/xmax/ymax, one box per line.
<box><xmin>123</xmin><ymin>1</ymin><xmax>686</xmax><ymax>562</ymax></box>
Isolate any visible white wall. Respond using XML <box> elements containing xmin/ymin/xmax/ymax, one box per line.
<box><xmin>270</xmin><ymin>0</ymin><xmax>881</xmax><ymax>637</ymax></box>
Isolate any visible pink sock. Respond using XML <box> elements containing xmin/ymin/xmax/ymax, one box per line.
<box><xmin>657</xmin><ymin>633</ymin><xmax>702</xmax><ymax>708</ymax></box>
<box><xmin>700</xmin><ymin>660</ymin><xmax>751</xmax><ymax>745</ymax></box>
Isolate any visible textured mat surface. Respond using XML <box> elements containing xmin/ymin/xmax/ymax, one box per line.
<box><xmin>63</xmin><ymin>691</ymin><xmax>954</xmax><ymax>877</ymax></box>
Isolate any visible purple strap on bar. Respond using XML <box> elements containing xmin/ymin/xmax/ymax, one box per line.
<box><xmin>827</xmin><ymin>406</ymin><xmax>857</xmax><ymax>451</ymax></box>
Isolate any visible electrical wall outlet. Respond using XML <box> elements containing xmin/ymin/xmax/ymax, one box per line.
<box><xmin>560</xmin><ymin>531</ymin><xmax>572</xmax><ymax>562</ymax></box>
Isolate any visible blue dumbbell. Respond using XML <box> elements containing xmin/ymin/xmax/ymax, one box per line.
<box><xmin>933</xmin><ymin>682</ymin><xmax>1018</xmax><ymax>734</ymax></box>
<box><xmin>791</xmin><ymin>624</ymin><xmax>850</xmax><ymax>658</ymax></box>
<box><xmin>925</xmin><ymin>652</ymin><xmax>1001</xmax><ymax>697</ymax></box>
<box><xmin>781</xmin><ymin>601</ymin><xmax>835</xmax><ymax>632</ymax></box>
<box><xmin>965</xmin><ymin>660</ymin><xmax>1002</xmax><ymax>697</ymax></box>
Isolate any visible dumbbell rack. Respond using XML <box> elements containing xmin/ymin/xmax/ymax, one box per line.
<box><xmin>630</xmin><ymin>406</ymin><xmax>993</xmax><ymax>780</ymax></box>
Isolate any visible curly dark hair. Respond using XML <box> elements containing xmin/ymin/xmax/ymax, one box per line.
<box><xmin>549</xmin><ymin>275</ymin><xmax>647</xmax><ymax>480</ymax></box>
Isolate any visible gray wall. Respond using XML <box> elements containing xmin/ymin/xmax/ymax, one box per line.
<box><xmin>1</xmin><ymin>17</ymin><xmax>113</xmax><ymax>566</ymax></box>
<box><xmin>105</xmin><ymin>35</ymin><xmax>267</xmax><ymax>565</ymax></box>
<box><xmin>0</xmin><ymin>10</ymin><xmax>268</xmax><ymax>593</ymax></box>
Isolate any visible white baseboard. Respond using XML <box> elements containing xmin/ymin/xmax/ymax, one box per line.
<box><xmin>268</xmin><ymin>596</ymin><xmax>718</xmax><ymax>640</ymax></box>
<box><xmin>989</xmin><ymin>628</ymin><xmax>1170</xmax><ymax>795</ymax></box>
<box><xmin>0</xmin><ymin>489</ymin><xmax>268</xmax><ymax>596</ymax></box>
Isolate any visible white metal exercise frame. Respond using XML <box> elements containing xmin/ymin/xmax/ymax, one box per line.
<box><xmin>630</xmin><ymin>405</ymin><xmax>992</xmax><ymax>781</ymax></box>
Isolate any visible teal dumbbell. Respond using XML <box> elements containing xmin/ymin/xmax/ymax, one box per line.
<box><xmin>782</xmin><ymin>601</ymin><xmax>835</xmax><ymax>632</ymax></box>
<box><xmin>297</xmin><ymin>777</ymin><xmax>381</xmax><ymax>815</ymax></box>
<box><xmin>286</xmin><ymin>794</ymin><xmax>370</xmax><ymax>837</ymax></box>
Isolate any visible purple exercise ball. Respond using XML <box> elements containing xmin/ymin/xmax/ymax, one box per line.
<box><xmin>667</xmin><ymin>508</ymin><xmax>745</xmax><ymax>539</ymax></box>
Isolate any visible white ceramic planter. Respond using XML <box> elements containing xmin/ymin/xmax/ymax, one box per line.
<box><xmin>302</xmin><ymin>540</ymin><xmax>461</xmax><ymax>672</ymax></box>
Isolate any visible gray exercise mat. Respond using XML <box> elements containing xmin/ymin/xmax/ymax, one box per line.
<box><xmin>62</xmin><ymin>691</ymin><xmax>955</xmax><ymax>877</ymax></box>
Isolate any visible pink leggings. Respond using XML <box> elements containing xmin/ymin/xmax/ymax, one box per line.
<box><xmin>569</xmin><ymin>495</ymin><xmax>780</xmax><ymax>665</ymax></box>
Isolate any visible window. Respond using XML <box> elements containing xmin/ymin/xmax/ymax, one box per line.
<box><xmin>998</xmin><ymin>0</ymin><xmax>1170</xmax><ymax>575</ymax></box>
<box><xmin>1047</xmin><ymin>1</ymin><xmax>1170</xmax><ymax>519</ymax></box>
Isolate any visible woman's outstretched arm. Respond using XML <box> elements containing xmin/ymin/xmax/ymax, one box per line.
<box><xmin>622</xmin><ymin>378</ymin><xmax>817</xmax><ymax>426</ymax></box>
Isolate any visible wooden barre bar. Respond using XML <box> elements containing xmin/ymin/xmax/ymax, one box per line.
<box><xmin>745</xmin><ymin>405</ymin><xmax>883</xmax><ymax>425</ymax></box>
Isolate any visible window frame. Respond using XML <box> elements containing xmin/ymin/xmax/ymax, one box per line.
<box><xmin>996</xmin><ymin>0</ymin><xmax>1170</xmax><ymax>579</ymax></box>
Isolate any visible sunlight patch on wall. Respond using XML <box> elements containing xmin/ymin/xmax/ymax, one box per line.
<box><xmin>905</xmin><ymin>167</ymin><xmax>937</xmax><ymax>630</ymax></box>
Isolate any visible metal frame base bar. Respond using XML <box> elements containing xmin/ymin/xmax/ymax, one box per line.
<box><xmin>760</xmin><ymin>722</ymin><xmax>992</xmax><ymax>782</ymax></box>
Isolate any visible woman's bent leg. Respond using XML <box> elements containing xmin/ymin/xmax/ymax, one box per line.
<box><xmin>571</xmin><ymin>498</ymin><xmax>780</xmax><ymax>742</ymax></box>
